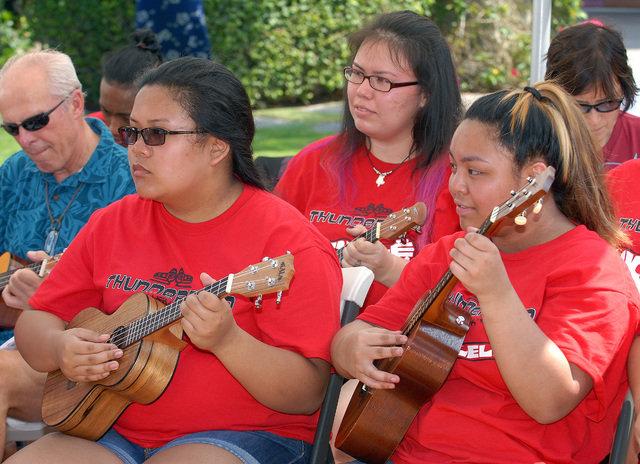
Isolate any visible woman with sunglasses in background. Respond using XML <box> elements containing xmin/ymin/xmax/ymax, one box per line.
<box><xmin>545</xmin><ymin>20</ymin><xmax>640</xmax><ymax>172</ymax></box>
<box><xmin>275</xmin><ymin>10</ymin><xmax>462</xmax><ymax>310</ymax></box>
<box><xmin>8</xmin><ymin>56</ymin><xmax>342</xmax><ymax>464</ymax></box>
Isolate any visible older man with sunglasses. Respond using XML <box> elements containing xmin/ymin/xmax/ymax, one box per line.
<box><xmin>0</xmin><ymin>49</ymin><xmax>135</xmax><ymax>458</ymax></box>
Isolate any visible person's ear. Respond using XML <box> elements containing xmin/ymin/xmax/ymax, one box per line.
<box><xmin>208</xmin><ymin>136</ymin><xmax>231</xmax><ymax>167</ymax></box>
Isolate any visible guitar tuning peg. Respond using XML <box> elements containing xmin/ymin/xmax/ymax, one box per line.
<box><xmin>515</xmin><ymin>210</ymin><xmax>527</xmax><ymax>226</ymax></box>
<box><xmin>276</xmin><ymin>291</ymin><xmax>283</xmax><ymax>304</ymax></box>
<box><xmin>254</xmin><ymin>294</ymin><xmax>263</xmax><ymax>309</ymax></box>
<box><xmin>532</xmin><ymin>198</ymin><xmax>543</xmax><ymax>214</ymax></box>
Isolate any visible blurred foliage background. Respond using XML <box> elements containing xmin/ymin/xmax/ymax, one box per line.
<box><xmin>0</xmin><ymin>0</ymin><xmax>585</xmax><ymax>110</ymax></box>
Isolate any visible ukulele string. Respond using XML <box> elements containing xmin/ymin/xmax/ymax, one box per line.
<box><xmin>108</xmin><ymin>277</ymin><xmax>229</xmax><ymax>348</ymax></box>
<box><xmin>0</xmin><ymin>262</ymin><xmax>42</xmax><ymax>289</ymax></box>
<box><xmin>400</xmin><ymin>196</ymin><xmax>525</xmax><ymax>334</ymax></box>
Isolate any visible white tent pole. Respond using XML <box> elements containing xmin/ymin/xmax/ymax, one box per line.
<box><xmin>530</xmin><ymin>0</ymin><xmax>552</xmax><ymax>84</ymax></box>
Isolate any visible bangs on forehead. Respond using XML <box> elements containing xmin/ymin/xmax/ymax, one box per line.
<box><xmin>358</xmin><ymin>36</ymin><xmax>412</xmax><ymax>73</ymax></box>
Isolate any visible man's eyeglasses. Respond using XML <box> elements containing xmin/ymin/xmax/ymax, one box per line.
<box><xmin>578</xmin><ymin>99</ymin><xmax>623</xmax><ymax>114</ymax></box>
<box><xmin>118</xmin><ymin>126</ymin><xmax>207</xmax><ymax>146</ymax></box>
<box><xmin>1</xmin><ymin>91</ymin><xmax>73</xmax><ymax>136</ymax></box>
<box><xmin>344</xmin><ymin>67</ymin><xmax>419</xmax><ymax>93</ymax></box>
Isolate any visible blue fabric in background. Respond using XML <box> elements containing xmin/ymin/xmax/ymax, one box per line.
<box><xmin>135</xmin><ymin>0</ymin><xmax>212</xmax><ymax>60</ymax></box>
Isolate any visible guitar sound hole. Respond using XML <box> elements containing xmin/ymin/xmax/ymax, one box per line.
<box><xmin>109</xmin><ymin>326</ymin><xmax>128</xmax><ymax>349</ymax></box>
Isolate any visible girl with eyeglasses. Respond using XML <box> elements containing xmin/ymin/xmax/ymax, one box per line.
<box><xmin>9</xmin><ymin>57</ymin><xmax>342</xmax><ymax>464</ymax></box>
<box><xmin>545</xmin><ymin>20</ymin><xmax>640</xmax><ymax>172</ymax></box>
<box><xmin>331</xmin><ymin>82</ymin><xmax>639</xmax><ymax>464</ymax></box>
<box><xmin>275</xmin><ymin>10</ymin><xmax>462</xmax><ymax>310</ymax></box>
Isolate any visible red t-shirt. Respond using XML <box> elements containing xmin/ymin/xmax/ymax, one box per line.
<box><xmin>30</xmin><ymin>187</ymin><xmax>342</xmax><ymax>447</ymax></box>
<box><xmin>603</xmin><ymin>111</ymin><xmax>640</xmax><ymax>172</ymax></box>
<box><xmin>360</xmin><ymin>226</ymin><xmax>639</xmax><ymax>463</ymax></box>
<box><xmin>275</xmin><ymin>136</ymin><xmax>460</xmax><ymax>308</ymax></box>
<box><xmin>607</xmin><ymin>158</ymin><xmax>640</xmax><ymax>292</ymax></box>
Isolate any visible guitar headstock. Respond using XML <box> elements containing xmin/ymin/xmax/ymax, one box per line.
<box><xmin>378</xmin><ymin>202</ymin><xmax>428</xmax><ymax>241</ymax></box>
<box><xmin>488</xmin><ymin>166</ymin><xmax>556</xmax><ymax>225</ymax></box>
<box><xmin>229</xmin><ymin>254</ymin><xmax>295</xmax><ymax>298</ymax></box>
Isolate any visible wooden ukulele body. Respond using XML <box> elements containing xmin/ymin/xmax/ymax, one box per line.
<box><xmin>335</xmin><ymin>300</ymin><xmax>470</xmax><ymax>464</ymax></box>
<box><xmin>41</xmin><ymin>292</ymin><xmax>186</xmax><ymax>441</ymax></box>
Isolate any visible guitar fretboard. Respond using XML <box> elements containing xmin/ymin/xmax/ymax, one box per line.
<box><xmin>336</xmin><ymin>227</ymin><xmax>379</xmax><ymax>262</ymax></box>
<box><xmin>400</xmin><ymin>207</ymin><xmax>498</xmax><ymax>335</ymax></box>
<box><xmin>0</xmin><ymin>261</ymin><xmax>44</xmax><ymax>291</ymax></box>
<box><xmin>108</xmin><ymin>276</ymin><xmax>231</xmax><ymax>349</ymax></box>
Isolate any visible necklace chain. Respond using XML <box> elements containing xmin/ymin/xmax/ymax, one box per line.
<box><xmin>365</xmin><ymin>147</ymin><xmax>411</xmax><ymax>187</ymax></box>
<box><xmin>44</xmin><ymin>181</ymin><xmax>83</xmax><ymax>255</ymax></box>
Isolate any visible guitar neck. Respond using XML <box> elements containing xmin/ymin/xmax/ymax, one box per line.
<box><xmin>400</xmin><ymin>213</ymin><xmax>496</xmax><ymax>334</ymax></box>
<box><xmin>336</xmin><ymin>225</ymin><xmax>380</xmax><ymax>262</ymax></box>
<box><xmin>0</xmin><ymin>261</ymin><xmax>43</xmax><ymax>291</ymax></box>
<box><xmin>108</xmin><ymin>275</ymin><xmax>232</xmax><ymax>349</ymax></box>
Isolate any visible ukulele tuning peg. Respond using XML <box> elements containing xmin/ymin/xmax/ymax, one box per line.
<box><xmin>515</xmin><ymin>211</ymin><xmax>527</xmax><ymax>226</ymax></box>
<box><xmin>532</xmin><ymin>198</ymin><xmax>543</xmax><ymax>214</ymax></box>
<box><xmin>276</xmin><ymin>291</ymin><xmax>283</xmax><ymax>304</ymax></box>
<box><xmin>254</xmin><ymin>294</ymin><xmax>263</xmax><ymax>309</ymax></box>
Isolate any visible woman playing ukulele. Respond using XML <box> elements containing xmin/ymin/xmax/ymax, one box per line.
<box><xmin>9</xmin><ymin>57</ymin><xmax>342</xmax><ymax>464</ymax></box>
<box><xmin>331</xmin><ymin>82</ymin><xmax>640</xmax><ymax>463</ymax></box>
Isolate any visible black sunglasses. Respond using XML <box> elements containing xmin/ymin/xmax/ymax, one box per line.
<box><xmin>578</xmin><ymin>99</ymin><xmax>623</xmax><ymax>114</ymax></box>
<box><xmin>118</xmin><ymin>126</ymin><xmax>207</xmax><ymax>146</ymax></box>
<box><xmin>1</xmin><ymin>92</ymin><xmax>73</xmax><ymax>137</ymax></box>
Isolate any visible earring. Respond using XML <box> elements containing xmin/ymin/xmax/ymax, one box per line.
<box><xmin>533</xmin><ymin>198</ymin><xmax>543</xmax><ymax>214</ymax></box>
<box><xmin>515</xmin><ymin>210</ymin><xmax>527</xmax><ymax>226</ymax></box>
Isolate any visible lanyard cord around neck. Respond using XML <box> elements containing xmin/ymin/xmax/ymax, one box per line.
<box><xmin>45</xmin><ymin>181</ymin><xmax>84</xmax><ymax>232</ymax></box>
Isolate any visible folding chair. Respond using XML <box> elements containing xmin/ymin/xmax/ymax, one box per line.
<box><xmin>6</xmin><ymin>417</ymin><xmax>54</xmax><ymax>449</ymax></box>
<box><xmin>609</xmin><ymin>388</ymin><xmax>635</xmax><ymax>464</ymax></box>
<box><xmin>309</xmin><ymin>266</ymin><xmax>374</xmax><ymax>464</ymax></box>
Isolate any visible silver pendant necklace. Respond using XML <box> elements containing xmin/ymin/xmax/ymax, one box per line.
<box><xmin>365</xmin><ymin>147</ymin><xmax>411</xmax><ymax>187</ymax></box>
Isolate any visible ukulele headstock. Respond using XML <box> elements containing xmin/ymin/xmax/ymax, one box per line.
<box><xmin>229</xmin><ymin>253</ymin><xmax>295</xmax><ymax>298</ymax></box>
<box><xmin>378</xmin><ymin>202</ymin><xmax>428</xmax><ymax>241</ymax></box>
<box><xmin>489</xmin><ymin>166</ymin><xmax>556</xmax><ymax>225</ymax></box>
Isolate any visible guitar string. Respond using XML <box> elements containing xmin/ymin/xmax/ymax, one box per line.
<box><xmin>0</xmin><ymin>261</ymin><xmax>43</xmax><ymax>289</ymax></box>
<box><xmin>109</xmin><ymin>259</ymin><xmax>280</xmax><ymax>348</ymax></box>
<box><xmin>336</xmin><ymin>213</ymin><xmax>411</xmax><ymax>262</ymax></box>
<box><xmin>110</xmin><ymin>277</ymin><xmax>229</xmax><ymax>348</ymax></box>
<box><xmin>402</xmin><ymin>190</ymin><xmax>535</xmax><ymax>334</ymax></box>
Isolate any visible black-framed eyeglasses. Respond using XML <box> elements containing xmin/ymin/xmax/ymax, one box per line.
<box><xmin>1</xmin><ymin>91</ymin><xmax>73</xmax><ymax>137</ymax></box>
<box><xmin>578</xmin><ymin>99</ymin><xmax>623</xmax><ymax>114</ymax></box>
<box><xmin>344</xmin><ymin>67</ymin><xmax>419</xmax><ymax>93</ymax></box>
<box><xmin>118</xmin><ymin>126</ymin><xmax>207</xmax><ymax>146</ymax></box>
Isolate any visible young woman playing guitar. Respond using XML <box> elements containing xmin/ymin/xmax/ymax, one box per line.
<box><xmin>330</xmin><ymin>82</ymin><xmax>640</xmax><ymax>463</ymax></box>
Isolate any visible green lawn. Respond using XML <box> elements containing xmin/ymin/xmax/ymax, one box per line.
<box><xmin>0</xmin><ymin>102</ymin><xmax>342</xmax><ymax>165</ymax></box>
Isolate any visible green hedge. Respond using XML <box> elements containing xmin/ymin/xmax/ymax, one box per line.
<box><xmin>204</xmin><ymin>0</ymin><xmax>435</xmax><ymax>106</ymax></box>
<box><xmin>1</xmin><ymin>0</ymin><xmax>584</xmax><ymax>109</ymax></box>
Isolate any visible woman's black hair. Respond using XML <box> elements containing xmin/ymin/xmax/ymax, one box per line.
<box><xmin>464</xmin><ymin>82</ymin><xmax>624</xmax><ymax>247</ymax></box>
<box><xmin>136</xmin><ymin>56</ymin><xmax>266</xmax><ymax>190</ymax></box>
<box><xmin>102</xmin><ymin>28</ymin><xmax>164</xmax><ymax>86</ymax></box>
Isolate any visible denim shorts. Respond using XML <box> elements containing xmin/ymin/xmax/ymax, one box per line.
<box><xmin>96</xmin><ymin>428</ymin><xmax>312</xmax><ymax>464</ymax></box>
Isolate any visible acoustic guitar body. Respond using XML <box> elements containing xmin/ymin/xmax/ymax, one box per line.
<box><xmin>41</xmin><ymin>293</ymin><xmax>186</xmax><ymax>441</ymax></box>
<box><xmin>335</xmin><ymin>301</ymin><xmax>470</xmax><ymax>464</ymax></box>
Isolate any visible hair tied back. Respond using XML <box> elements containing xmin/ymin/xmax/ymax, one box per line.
<box><xmin>524</xmin><ymin>86</ymin><xmax>542</xmax><ymax>101</ymax></box>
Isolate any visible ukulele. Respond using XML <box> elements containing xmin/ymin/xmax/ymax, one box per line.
<box><xmin>41</xmin><ymin>254</ymin><xmax>295</xmax><ymax>441</ymax></box>
<box><xmin>336</xmin><ymin>202</ymin><xmax>427</xmax><ymax>263</ymax></box>
<box><xmin>335</xmin><ymin>167</ymin><xmax>556</xmax><ymax>464</ymax></box>
<box><xmin>0</xmin><ymin>252</ymin><xmax>61</xmax><ymax>329</ymax></box>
